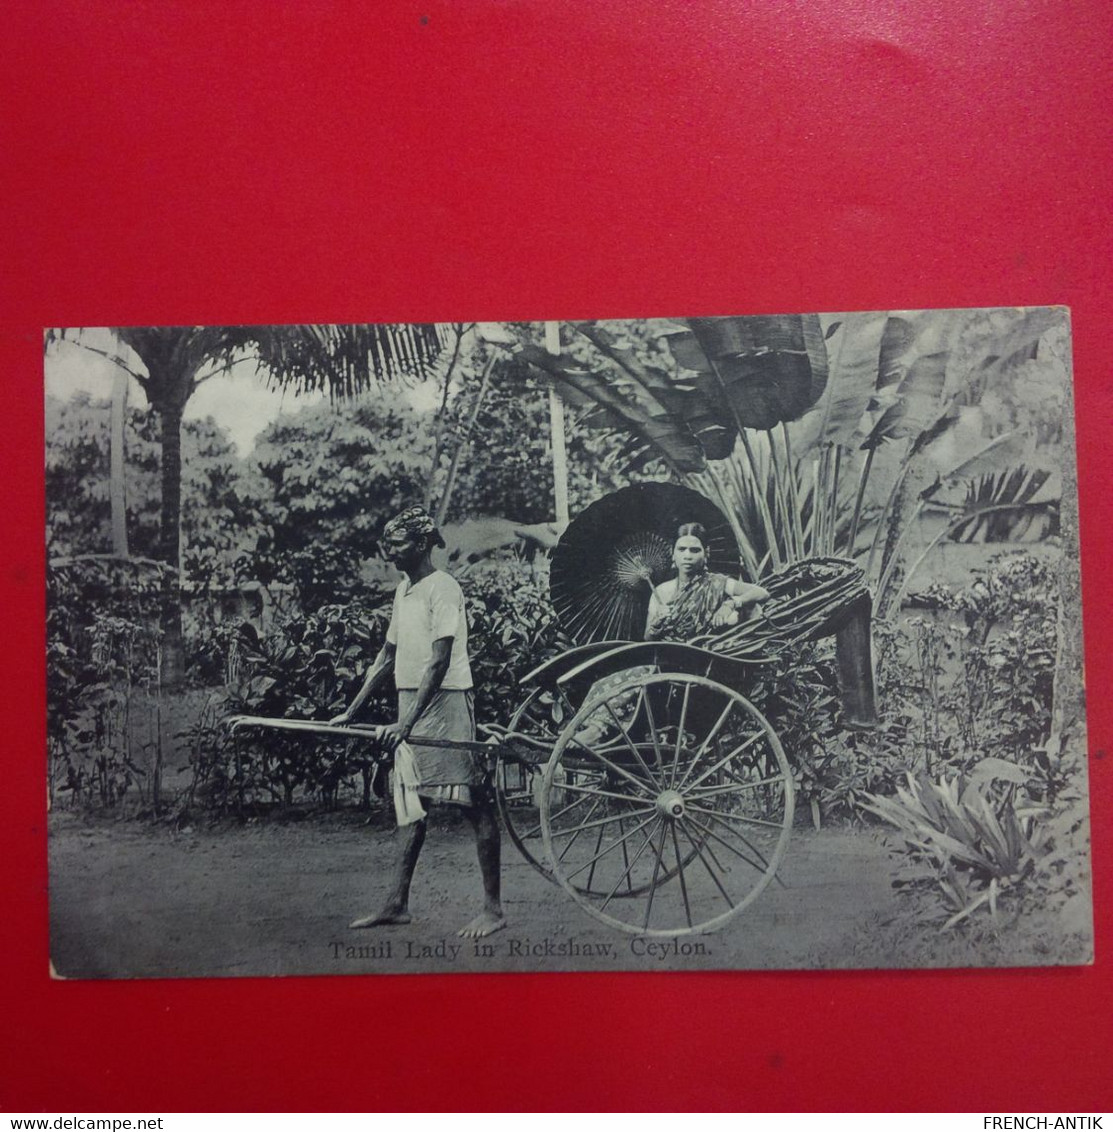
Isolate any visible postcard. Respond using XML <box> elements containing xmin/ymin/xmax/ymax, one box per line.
<box><xmin>45</xmin><ymin>309</ymin><xmax>1093</xmax><ymax>976</ymax></box>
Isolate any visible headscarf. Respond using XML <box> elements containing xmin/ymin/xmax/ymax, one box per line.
<box><xmin>383</xmin><ymin>505</ymin><xmax>446</xmax><ymax>548</ymax></box>
<box><xmin>646</xmin><ymin>568</ymin><xmax>730</xmax><ymax>641</ymax></box>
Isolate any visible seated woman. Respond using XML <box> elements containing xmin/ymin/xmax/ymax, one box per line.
<box><xmin>646</xmin><ymin>522</ymin><xmax>769</xmax><ymax>641</ymax></box>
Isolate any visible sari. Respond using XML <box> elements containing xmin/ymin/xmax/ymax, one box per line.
<box><xmin>646</xmin><ymin>570</ymin><xmax>730</xmax><ymax>641</ymax></box>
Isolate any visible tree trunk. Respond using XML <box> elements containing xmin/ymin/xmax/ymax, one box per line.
<box><xmin>876</xmin><ymin>453</ymin><xmax>932</xmax><ymax>616</ymax></box>
<box><xmin>545</xmin><ymin>322</ymin><xmax>570</xmax><ymax>527</ymax></box>
<box><xmin>109</xmin><ymin>369</ymin><xmax>129</xmax><ymax>557</ymax></box>
<box><xmin>156</xmin><ymin>394</ymin><xmax>186</xmax><ymax>688</ymax></box>
<box><xmin>549</xmin><ymin>388</ymin><xmax>569</xmax><ymax>527</ymax></box>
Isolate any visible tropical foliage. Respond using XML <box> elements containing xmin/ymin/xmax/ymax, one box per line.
<box><xmin>442</xmin><ymin>354</ymin><xmax>667</xmax><ymax>525</ymax></box>
<box><xmin>46</xmin><ymin>393</ymin><xmax>261</xmax><ymax>588</ymax></box>
<box><xmin>47</xmin><ymin>557</ymin><xmax>167</xmax><ymax>811</ymax></box>
<box><xmin>501</xmin><ymin>310</ymin><xmax>1067</xmax><ymax>613</ymax></box>
<box><xmin>238</xmin><ymin>355</ymin><xmax>663</xmax><ymax>610</ymax></box>
<box><xmin>44</xmin><ymin>315</ymin><xmax>1083</xmax><ymax>923</ymax></box>
<box><xmin>46</xmin><ymin>323</ymin><xmax>450</xmax><ymax>685</ymax></box>
<box><xmin>192</xmin><ymin>600</ymin><xmax>392</xmax><ymax>810</ymax></box>
<box><xmin>245</xmin><ymin>397</ymin><xmax>434</xmax><ymax>609</ymax></box>
<box><xmin>862</xmin><ymin>760</ymin><xmax>1052</xmax><ymax>929</ymax></box>
<box><xmin>170</xmin><ymin>568</ymin><xmax>567</xmax><ymax>813</ymax></box>
<box><xmin>43</xmin><ymin>311</ymin><xmax>1087</xmax><ymax>953</ymax></box>
<box><xmin>905</xmin><ymin>554</ymin><xmax>1060</xmax><ymax>773</ymax></box>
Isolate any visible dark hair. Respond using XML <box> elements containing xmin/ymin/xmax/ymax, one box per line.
<box><xmin>675</xmin><ymin>522</ymin><xmax>708</xmax><ymax>546</ymax></box>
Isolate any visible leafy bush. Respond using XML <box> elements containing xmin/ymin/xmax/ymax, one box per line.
<box><xmin>47</xmin><ymin>559</ymin><xmax>166</xmax><ymax>810</ymax></box>
<box><xmin>745</xmin><ymin>640</ymin><xmax>911</xmax><ymax>825</ymax></box>
<box><xmin>184</xmin><ymin>612</ymin><xmax>249</xmax><ymax>687</ymax></box>
<box><xmin>460</xmin><ymin>562</ymin><xmax>569</xmax><ymax>726</ymax></box>
<box><xmin>50</xmin><ymin>558</ymin><xmax>569</xmax><ymax>814</ymax></box>
<box><xmin>46</xmin><ymin>394</ymin><xmax>260</xmax><ymax>586</ymax></box>
<box><xmin>180</xmin><ymin>565</ymin><xmax>564</xmax><ymax>811</ymax></box>
<box><xmin>738</xmin><ymin>551</ymin><xmax>1061</xmax><ymax>830</ymax></box>
<box><xmin>745</xmin><ymin>641</ymin><xmax>840</xmax><ymax>824</ymax></box>
<box><xmin>194</xmin><ymin>599</ymin><xmax>391</xmax><ymax>809</ymax></box>
<box><xmin>244</xmin><ymin>399</ymin><xmax>435</xmax><ymax>611</ymax></box>
<box><xmin>907</xmin><ymin>552</ymin><xmax>1059</xmax><ymax>775</ymax></box>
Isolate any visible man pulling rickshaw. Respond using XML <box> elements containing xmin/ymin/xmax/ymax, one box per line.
<box><xmin>329</xmin><ymin>505</ymin><xmax>505</xmax><ymax>940</ymax></box>
<box><xmin>230</xmin><ymin>484</ymin><xmax>875</xmax><ymax>937</ymax></box>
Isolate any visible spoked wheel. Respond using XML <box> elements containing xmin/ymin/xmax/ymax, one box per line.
<box><xmin>496</xmin><ymin>686</ymin><xmax>576</xmax><ymax>882</ymax></box>
<box><xmin>497</xmin><ymin>683</ymin><xmax>692</xmax><ymax>897</ymax></box>
<box><xmin>540</xmin><ymin>671</ymin><xmax>794</xmax><ymax>936</ymax></box>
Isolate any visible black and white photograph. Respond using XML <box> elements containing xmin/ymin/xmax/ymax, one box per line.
<box><xmin>45</xmin><ymin>309</ymin><xmax>1093</xmax><ymax>977</ymax></box>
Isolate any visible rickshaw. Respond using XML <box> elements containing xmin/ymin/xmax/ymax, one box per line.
<box><xmin>488</xmin><ymin>549</ymin><xmax>873</xmax><ymax>938</ymax></box>
<box><xmin>231</xmin><ymin>484</ymin><xmax>875</xmax><ymax>938</ymax></box>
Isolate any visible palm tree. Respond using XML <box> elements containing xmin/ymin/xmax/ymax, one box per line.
<box><xmin>49</xmin><ymin>323</ymin><xmax>448</xmax><ymax>685</ymax></box>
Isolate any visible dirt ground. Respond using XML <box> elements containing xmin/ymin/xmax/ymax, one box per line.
<box><xmin>47</xmin><ymin>807</ymin><xmax>1087</xmax><ymax>980</ymax></box>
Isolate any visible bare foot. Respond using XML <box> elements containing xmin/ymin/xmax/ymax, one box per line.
<box><xmin>457</xmin><ymin>910</ymin><xmax>507</xmax><ymax>939</ymax></box>
<box><xmin>349</xmin><ymin>907</ymin><xmax>412</xmax><ymax>929</ymax></box>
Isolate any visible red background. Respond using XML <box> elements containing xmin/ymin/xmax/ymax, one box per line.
<box><xmin>3</xmin><ymin>0</ymin><xmax>1110</xmax><ymax>1112</ymax></box>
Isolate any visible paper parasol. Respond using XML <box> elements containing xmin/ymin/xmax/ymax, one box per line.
<box><xmin>550</xmin><ymin>483</ymin><xmax>741</xmax><ymax>644</ymax></box>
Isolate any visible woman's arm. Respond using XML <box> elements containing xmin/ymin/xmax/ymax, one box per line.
<box><xmin>710</xmin><ymin>577</ymin><xmax>769</xmax><ymax>628</ymax></box>
<box><xmin>645</xmin><ymin>587</ymin><xmax>666</xmax><ymax>638</ymax></box>
<box><xmin>725</xmin><ymin>578</ymin><xmax>770</xmax><ymax>605</ymax></box>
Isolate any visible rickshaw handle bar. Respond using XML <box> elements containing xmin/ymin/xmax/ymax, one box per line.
<box><xmin>226</xmin><ymin>714</ymin><xmax>495</xmax><ymax>753</ymax></box>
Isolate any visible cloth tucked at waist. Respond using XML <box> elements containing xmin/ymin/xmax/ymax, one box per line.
<box><xmin>391</xmin><ymin>689</ymin><xmax>483</xmax><ymax>822</ymax></box>
<box><xmin>392</xmin><ymin>742</ymin><xmax>427</xmax><ymax>826</ymax></box>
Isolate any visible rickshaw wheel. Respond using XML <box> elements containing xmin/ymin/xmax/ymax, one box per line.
<box><xmin>540</xmin><ymin>671</ymin><xmax>794</xmax><ymax>936</ymax></box>
<box><xmin>496</xmin><ymin>686</ymin><xmax>574</xmax><ymax>884</ymax></box>
<box><xmin>498</xmin><ymin>685</ymin><xmax>697</xmax><ymax>897</ymax></box>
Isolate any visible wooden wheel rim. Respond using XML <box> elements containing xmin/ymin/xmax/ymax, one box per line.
<box><xmin>540</xmin><ymin>671</ymin><xmax>794</xmax><ymax>937</ymax></box>
<box><xmin>496</xmin><ymin>687</ymin><xmax>569</xmax><ymax>884</ymax></box>
<box><xmin>497</xmin><ymin>685</ymin><xmax>693</xmax><ymax>897</ymax></box>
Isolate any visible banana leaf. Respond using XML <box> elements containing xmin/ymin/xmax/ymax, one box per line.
<box><xmin>877</xmin><ymin>315</ymin><xmax>917</xmax><ymax>392</ymax></box>
<box><xmin>861</xmin><ymin>351</ymin><xmax>949</xmax><ymax>450</ymax></box>
<box><xmin>919</xmin><ymin>431</ymin><xmax>1030</xmax><ymax>498</ymax></box>
<box><xmin>950</xmin><ymin>466</ymin><xmax>1054</xmax><ymax>542</ymax></box>
<box><xmin>573</xmin><ymin>322</ymin><xmax>692</xmax><ymax>417</ymax></box>
<box><xmin>575</xmin><ymin>322</ymin><xmax>736</xmax><ymax>459</ymax></box>
<box><xmin>795</xmin><ymin>311</ymin><xmax>889</xmax><ymax>450</ymax></box>
<box><xmin>665</xmin><ymin>314</ymin><xmax>829</xmax><ymax>432</ymax></box>
<box><xmin>977</xmin><ymin>307</ymin><xmax>1067</xmax><ymax>376</ymax></box>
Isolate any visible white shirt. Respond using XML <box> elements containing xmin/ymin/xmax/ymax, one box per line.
<box><xmin>386</xmin><ymin>571</ymin><xmax>473</xmax><ymax>690</ymax></box>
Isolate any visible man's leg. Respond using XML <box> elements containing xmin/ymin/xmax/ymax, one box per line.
<box><xmin>457</xmin><ymin>798</ymin><xmax>506</xmax><ymax>938</ymax></box>
<box><xmin>349</xmin><ymin>817</ymin><xmax>426</xmax><ymax>929</ymax></box>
